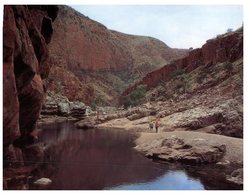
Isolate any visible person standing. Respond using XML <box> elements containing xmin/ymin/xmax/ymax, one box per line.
<box><xmin>149</xmin><ymin>120</ymin><xmax>154</xmax><ymax>131</ymax></box>
<box><xmin>148</xmin><ymin>117</ymin><xmax>154</xmax><ymax>131</ymax></box>
<box><xmin>155</xmin><ymin>118</ymin><xmax>160</xmax><ymax>133</ymax></box>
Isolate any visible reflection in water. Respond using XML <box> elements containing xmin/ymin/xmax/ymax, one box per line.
<box><xmin>32</xmin><ymin>121</ymin><xmax>204</xmax><ymax>190</ymax></box>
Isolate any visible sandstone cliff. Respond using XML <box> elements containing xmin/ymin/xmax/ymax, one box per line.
<box><xmin>3</xmin><ymin>5</ymin><xmax>58</xmax><ymax>161</ymax></box>
<box><xmin>46</xmin><ymin>5</ymin><xmax>187</xmax><ymax>105</ymax></box>
<box><xmin>123</xmin><ymin>28</ymin><xmax>243</xmax><ymax>95</ymax></box>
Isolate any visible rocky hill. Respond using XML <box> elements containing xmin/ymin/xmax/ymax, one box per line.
<box><xmin>123</xmin><ymin>28</ymin><xmax>243</xmax><ymax>95</ymax></box>
<box><xmin>46</xmin><ymin>5</ymin><xmax>187</xmax><ymax>105</ymax></box>
<box><xmin>118</xmin><ymin>27</ymin><xmax>243</xmax><ymax>138</ymax></box>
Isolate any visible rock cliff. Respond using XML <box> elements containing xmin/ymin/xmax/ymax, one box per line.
<box><xmin>46</xmin><ymin>5</ymin><xmax>187</xmax><ymax>105</ymax></box>
<box><xmin>3</xmin><ymin>5</ymin><xmax>58</xmax><ymax>162</ymax></box>
<box><xmin>123</xmin><ymin>28</ymin><xmax>243</xmax><ymax>95</ymax></box>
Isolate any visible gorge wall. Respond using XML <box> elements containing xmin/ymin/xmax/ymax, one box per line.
<box><xmin>46</xmin><ymin>5</ymin><xmax>187</xmax><ymax>105</ymax></box>
<box><xmin>123</xmin><ymin>28</ymin><xmax>243</xmax><ymax>96</ymax></box>
<box><xmin>3</xmin><ymin>5</ymin><xmax>58</xmax><ymax>159</ymax></box>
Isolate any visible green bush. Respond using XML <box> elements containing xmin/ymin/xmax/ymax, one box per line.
<box><xmin>123</xmin><ymin>85</ymin><xmax>147</xmax><ymax>108</ymax></box>
<box><xmin>91</xmin><ymin>95</ymin><xmax>104</xmax><ymax>110</ymax></box>
<box><xmin>171</xmin><ymin>68</ymin><xmax>185</xmax><ymax>79</ymax></box>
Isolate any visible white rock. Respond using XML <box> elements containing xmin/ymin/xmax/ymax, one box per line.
<box><xmin>33</xmin><ymin>178</ymin><xmax>52</xmax><ymax>186</ymax></box>
<box><xmin>58</xmin><ymin>102</ymin><xmax>70</xmax><ymax>114</ymax></box>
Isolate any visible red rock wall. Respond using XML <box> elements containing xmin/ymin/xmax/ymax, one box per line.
<box><xmin>3</xmin><ymin>5</ymin><xmax>58</xmax><ymax>151</ymax></box>
<box><xmin>123</xmin><ymin>30</ymin><xmax>243</xmax><ymax>96</ymax></box>
<box><xmin>46</xmin><ymin>6</ymin><xmax>188</xmax><ymax>104</ymax></box>
<box><xmin>49</xmin><ymin>6</ymin><xmax>133</xmax><ymax>72</ymax></box>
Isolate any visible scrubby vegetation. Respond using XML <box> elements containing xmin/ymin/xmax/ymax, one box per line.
<box><xmin>224</xmin><ymin>61</ymin><xmax>234</xmax><ymax>74</ymax></box>
<box><xmin>171</xmin><ymin>68</ymin><xmax>185</xmax><ymax>79</ymax></box>
<box><xmin>123</xmin><ymin>85</ymin><xmax>147</xmax><ymax>108</ymax></box>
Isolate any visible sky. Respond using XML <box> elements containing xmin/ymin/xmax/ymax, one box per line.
<box><xmin>70</xmin><ymin>5</ymin><xmax>243</xmax><ymax>49</ymax></box>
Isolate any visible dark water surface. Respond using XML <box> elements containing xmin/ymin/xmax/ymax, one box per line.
<box><xmin>31</xmin><ymin>121</ymin><xmax>215</xmax><ymax>190</ymax></box>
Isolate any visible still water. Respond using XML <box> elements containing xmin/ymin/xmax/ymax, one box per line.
<box><xmin>32</xmin><ymin>121</ymin><xmax>205</xmax><ymax>190</ymax></box>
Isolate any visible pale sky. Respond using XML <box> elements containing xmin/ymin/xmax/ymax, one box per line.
<box><xmin>70</xmin><ymin>5</ymin><xmax>243</xmax><ymax>49</ymax></box>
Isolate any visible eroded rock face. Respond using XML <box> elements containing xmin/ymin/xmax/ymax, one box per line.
<box><xmin>3</xmin><ymin>6</ymin><xmax>21</xmax><ymax>148</ymax></box>
<box><xmin>46</xmin><ymin>5</ymin><xmax>187</xmax><ymax>105</ymax></box>
<box><xmin>41</xmin><ymin>91</ymin><xmax>86</xmax><ymax>118</ymax></box>
<box><xmin>123</xmin><ymin>28</ymin><xmax>243</xmax><ymax>95</ymax></box>
<box><xmin>3</xmin><ymin>5</ymin><xmax>58</xmax><ymax>159</ymax></box>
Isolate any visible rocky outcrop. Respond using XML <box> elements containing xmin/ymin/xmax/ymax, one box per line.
<box><xmin>226</xmin><ymin>168</ymin><xmax>243</xmax><ymax>186</ymax></box>
<box><xmin>3</xmin><ymin>5</ymin><xmax>58</xmax><ymax>163</ymax></box>
<box><xmin>44</xmin><ymin>66</ymin><xmax>94</xmax><ymax>105</ymax></box>
<box><xmin>144</xmin><ymin>136</ymin><xmax>226</xmax><ymax>164</ymax></box>
<box><xmin>123</xmin><ymin>28</ymin><xmax>243</xmax><ymax>96</ymax></box>
<box><xmin>97</xmin><ymin>95</ymin><xmax>243</xmax><ymax>137</ymax></box>
<box><xmin>135</xmin><ymin>131</ymin><xmax>243</xmax><ymax>166</ymax></box>
<box><xmin>158</xmin><ymin>99</ymin><xmax>242</xmax><ymax>135</ymax></box>
<box><xmin>135</xmin><ymin>131</ymin><xmax>243</xmax><ymax>187</ymax></box>
<box><xmin>41</xmin><ymin>91</ymin><xmax>86</xmax><ymax>118</ymax></box>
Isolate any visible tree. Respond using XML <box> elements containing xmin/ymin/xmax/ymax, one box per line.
<box><xmin>227</xmin><ymin>28</ymin><xmax>233</xmax><ymax>33</ymax></box>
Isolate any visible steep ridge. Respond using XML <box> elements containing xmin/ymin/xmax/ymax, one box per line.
<box><xmin>112</xmin><ymin>31</ymin><xmax>187</xmax><ymax>80</ymax></box>
<box><xmin>123</xmin><ymin>28</ymin><xmax>243</xmax><ymax>95</ymax></box>
<box><xmin>46</xmin><ymin>5</ymin><xmax>187</xmax><ymax>105</ymax></box>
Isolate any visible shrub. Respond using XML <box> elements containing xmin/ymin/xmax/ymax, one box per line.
<box><xmin>123</xmin><ymin>85</ymin><xmax>147</xmax><ymax>108</ymax></box>
<box><xmin>224</xmin><ymin>62</ymin><xmax>234</xmax><ymax>74</ymax></box>
<box><xmin>91</xmin><ymin>95</ymin><xmax>104</xmax><ymax>110</ymax></box>
<box><xmin>171</xmin><ymin>68</ymin><xmax>185</xmax><ymax>79</ymax></box>
<box><xmin>196</xmin><ymin>67</ymin><xmax>208</xmax><ymax>84</ymax></box>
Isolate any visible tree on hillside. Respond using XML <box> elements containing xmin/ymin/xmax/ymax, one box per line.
<box><xmin>123</xmin><ymin>85</ymin><xmax>147</xmax><ymax>108</ymax></box>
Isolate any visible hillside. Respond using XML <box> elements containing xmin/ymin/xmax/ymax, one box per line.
<box><xmin>46</xmin><ymin>5</ymin><xmax>187</xmax><ymax>105</ymax></box>
<box><xmin>117</xmin><ymin>27</ymin><xmax>243</xmax><ymax>138</ymax></box>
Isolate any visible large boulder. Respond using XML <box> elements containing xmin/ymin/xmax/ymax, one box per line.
<box><xmin>58</xmin><ymin>102</ymin><xmax>70</xmax><ymax>116</ymax></box>
<box><xmin>226</xmin><ymin>168</ymin><xmax>243</xmax><ymax>186</ymax></box>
